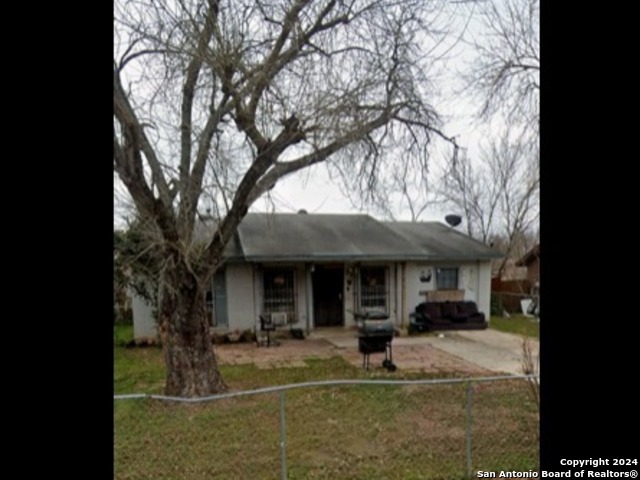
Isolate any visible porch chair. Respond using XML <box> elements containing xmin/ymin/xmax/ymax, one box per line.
<box><xmin>256</xmin><ymin>312</ymin><xmax>289</xmax><ymax>347</ymax></box>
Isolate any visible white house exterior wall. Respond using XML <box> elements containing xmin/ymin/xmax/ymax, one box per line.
<box><xmin>477</xmin><ymin>261</ymin><xmax>493</xmax><ymax>320</ymax></box>
<box><xmin>295</xmin><ymin>264</ymin><xmax>309</xmax><ymax>329</ymax></box>
<box><xmin>131</xmin><ymin>291</ymin><xmax>156</xmax><ymax>339</ymax></box>
<box><xmin>342</xmin><ymin>263</ymin><xmax>356</xmax><ymax>328</ymax></box>
<box><xmin>460</xmin><ymin>264</ymin><xmax>479</xmax><ymax>303</ymax></box>
<box><xmin>225</xmin><ymin>263</ymin><xmax>257</xmax><ymax>331</ymax></box>
<box><xmin>131</xmin><ymin>259</ymin><xmax>494</xmax><ymax>339</ymax></box>
<box><xmin>245</xmin><ymin>260</ymin><xmax>492</xmax><ymax>331</ymax></box>
<box><xmin>403</xmin><ymin>260</ymin><xmax>493</xmax><ymax>322</ymax></box>
<box><xmin>388</xmin><ymin>263</ymin><xmax>398</xmax><ymax>326</ymax></box>
<box><xmin>404</xmin><ymin>262</ymin><xmax>436</xmax><ymax>313</ymax></box>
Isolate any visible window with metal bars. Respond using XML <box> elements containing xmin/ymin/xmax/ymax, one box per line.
<box><xmin>436</xmin><ymin>267</ymin><xmax>459</xmax><ymax>290</ymax></box>
<box><xmin>263</xmin><ymin>268</ymin><xmax>295</xmax><ymax>314</ymax></box>
<box><xmin>358</xmin><ymin>266</ymin><xmax>389</xmax><ymax>313</ymax></box>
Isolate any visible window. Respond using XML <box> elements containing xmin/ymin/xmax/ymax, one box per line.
<box><xmin>358</xmin><ymin>266</ymin><xmax>389</xmax><ymax>313</ymax></box>
<box><xmin>436</xmin><ymin>267</ymin><xmax>459</xmax><ymax>290</ymax></box>
<box><xmin>263</xmin><ymin>268</ymin><xmax>295</xmax><ymax>314</ymax></box>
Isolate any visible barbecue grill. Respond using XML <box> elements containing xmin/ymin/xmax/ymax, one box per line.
<box><xmin>355</xmin><ymin>312</ymin><xmax>397</xmax><ymax>372</ymax></box>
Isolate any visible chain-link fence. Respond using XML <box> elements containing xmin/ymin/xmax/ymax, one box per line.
<box><xmin>115</xmin><ymin>375</ymin><xmax>539</xmax><ymax>479</ymax></box>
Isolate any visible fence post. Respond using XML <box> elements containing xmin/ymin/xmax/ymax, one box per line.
<box><xmin>280</xmin><ymin>391</ymin><xmax>287</xmax><ymax>480</ymax></box>
<box><xmin>466</xmin><ymin>381</ymin><xmax>474</xmax><ymax>479</ymax></box>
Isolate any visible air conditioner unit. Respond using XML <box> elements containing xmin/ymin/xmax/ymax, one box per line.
<box><xmin>270</xmin><ymin>312</ymin><xmax>288</xmax><ymax>326</ymax></box>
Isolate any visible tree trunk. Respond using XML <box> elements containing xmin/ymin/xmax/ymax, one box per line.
<box><xmin>158</xmin><ymin>262</ymin><xmax>226</xmax><ymax>397</ymax></box>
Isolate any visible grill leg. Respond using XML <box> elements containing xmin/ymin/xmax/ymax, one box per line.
<box><xmin>362</xmin><ymin>353</ymin><xmax>371</xmax><ymax>370</ymax></box>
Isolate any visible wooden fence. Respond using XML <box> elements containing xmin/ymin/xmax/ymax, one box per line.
<box><xmin>491</xmin><ymin>278</ymin><xmax>533</xmax><ymax>314</ymax></box>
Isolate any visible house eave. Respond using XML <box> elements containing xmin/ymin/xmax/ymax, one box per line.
<box><xmin>242</xmin><ymin>253</ymin><xmax>502</xmax><ymax>263</ymax></box>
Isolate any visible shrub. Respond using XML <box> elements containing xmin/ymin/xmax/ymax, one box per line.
<box><xmin>490</xmin><ymin>294</ymin><xmax>503</xmax><ymax>316</ymax></box>
<box><xmin>240</xmin><ymin>329</ymin><xmax>256</xmax><ymax>343</ymax></box>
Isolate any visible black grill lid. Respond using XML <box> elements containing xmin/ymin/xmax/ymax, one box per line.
<box><xmin>358</xmin><ymin>318</ymin><xmax>394</xmax><ymax>336</ymax></box>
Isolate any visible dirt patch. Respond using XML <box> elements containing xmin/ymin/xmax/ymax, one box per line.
<box><xmin>215</xmin><ymin>338</ymin><xmax>492</xmax><ymax>375</ymax></box>
<box><xmin>216</xmin><ymin>339</ymin><xmax>338</xmax><ymax>369</ymax></box>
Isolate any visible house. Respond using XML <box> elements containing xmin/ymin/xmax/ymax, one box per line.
<box><xmin>515</xmin><ymin>244</ymin><xmax>540</xmax><ymax>315</ymax></box>
<box><xmin>515</xmin><ymin>244</ymin><xmax>540</xmax><ymax>285</ymax></box>
<box><xmin>132</xmin><ymin>212</ymin><xmax>501</xmax><ymax>339</ymax></box>
<box><xmin>492</xmin><ymin>257</ymin><xmax>528</xmax><ymax>281</ymax></box>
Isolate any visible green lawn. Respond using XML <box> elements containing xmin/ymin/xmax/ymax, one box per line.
<box><xmin>114</xmin><ymin>323</ymin><xmax>134</xmax><ymax>346</ymax></box>
<box><xmin>489</xmin><ymin>314</ymin><xmax>539</xmax><ymax>339</ymax></box>
<box><xmin>114</xmin><ymin>329</ymin><xmax>539</xmax><ymax>479</ymax></box>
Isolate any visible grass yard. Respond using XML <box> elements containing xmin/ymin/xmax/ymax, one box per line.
<box><xmin>489</xmin><ymin>314</ymin><xmax>539</xmax><ymax>339</ymax></box>
<box><xmin>114</xmin><ymin>326</ymin><xmax>539</xmax><ymax>479</ymax></box>
<box><xmin>114</xmin><ymin>323</ymin><xmax>134</xmax><ymax>346</ymax></box>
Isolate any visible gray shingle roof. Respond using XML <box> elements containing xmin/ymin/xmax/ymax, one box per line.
<box><xmin>229</xmin><ymin>213</ymin><xmax>500</xmax><ymax>262</ymax></box>
<box><xmin>194</xmin><ymin>217</ymin><xmax>244</xmax><ymax>259</ymax></box>
<box><xmin>385</xmin><ymin>221</ymin><xmax>502</xmax><ymax>261</ymax></box>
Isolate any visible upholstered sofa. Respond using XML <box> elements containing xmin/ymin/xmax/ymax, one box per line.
<box><xmin>408</xmin><ymin>301</ymin><xmax>488</xmax><ymax>333</ymax></box>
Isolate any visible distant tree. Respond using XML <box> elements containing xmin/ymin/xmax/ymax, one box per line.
<box><xmin>113</xmin><ymin>219</ymin><xmax>164</xmax><ymax>311</ymax></box>
<box><xmin>438</xmin><ymin>132</ymin><xmax>539</xmax><ymax>277</ymax></box>
<box><xmin>463</xmin><ymin>0</ymin><xmax>540</xmax><ymax>140</ymax></box>
<box><xmin>365</xmin><ymin>0</ymin><xmax>540</xmax><ymax>223</ymax></box>
<box><xmin>353</xmin><ymin>147</ymin><xmax>440</xmax><ymax>222</ymax></box>
<box><xmin>430</xmin><ymin>0</ymin><xmax>539</xmax><ymax>270</ymax></box>
<box><xmin>114</xmin><ymin>0</ymin><xmax>459</xmax><ymax>396</ymax></box>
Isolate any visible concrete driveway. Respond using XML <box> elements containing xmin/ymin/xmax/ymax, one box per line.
<box><xmin>312</xmin><ymin>328</ymin><xmax>539</xmax><ymax>376</ymax></box>
<box><xmin>417</xmin><ymin>329</ymin><xmax>539</xmax><ymax>375</ymax></box>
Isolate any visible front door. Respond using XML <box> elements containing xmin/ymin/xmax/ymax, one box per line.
<box><xmin>313</xmin><ymin>265</ymin><xmax>344</xmax><ymax>327</ymax></box>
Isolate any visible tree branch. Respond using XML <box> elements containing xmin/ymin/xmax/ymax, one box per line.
<box><xmin>113</xmin><ymin>70</ymin><xmax>173</xmax><ymax>206</ymax></box>
<box><xmin>246</xmin><ymin>105</ymin><xmax>401</xmax><ymax>205</ymax></box>
<box><xmin>178</xmin><ymin>0</ymin><xmax>221</xmax><ymax>232</ymax></box>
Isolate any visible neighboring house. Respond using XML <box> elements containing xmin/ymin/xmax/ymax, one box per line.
<box><xmin>493</xmin><ymin>257</ymin><xmax>528</xmax><ymax>281</ymax></box>
<box><xmin>133</xmin><ymin>212</ymin><xmax>501</xmax><ymax>339</ymax></box>
<box><xmin>515</xmin><ymin>244</ymin><xmax>540</xmax><ymax>285</ymax></box>
<box><xmin>515</xmin><ymin>244</ymin><xmax>540</xmax><ymax>315</ymax></box>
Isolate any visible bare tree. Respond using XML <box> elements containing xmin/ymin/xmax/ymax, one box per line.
<box><xmin>371</xmin><ymin>0</ymin><xmax>539</xmax><ymax>225</ymax></box>
<box><xmin>438</xmin><ymin>133</ymin><xmax>539</xmax><ymax>276</ymax></box>
<box><xmin>462</xmin><ymin>0</ymin><xmax>540</xmax><ymax>138</ymax></box>
<box><xmin>425</xmin><ymin>0</ymin><xmax>539</xmax><ymax>274</ymax></box>
<box><xmin>489</xmin><ymin>140</ymin><xmax>539</xmax><ymax>277</ymax></box>
<box><xmin>114</xmin><ymin>0</ymin><xmax>459</xmax><ymax>396</ymax></box>
<box><xmin>438</xmin><ymin>145</ymin><xmax>497</xmax><ymax>242</ymax></box>
<box><xmin>348</xmin><ymin>148</ymin><xmax>440</xmax><ymax>221</ymax></box>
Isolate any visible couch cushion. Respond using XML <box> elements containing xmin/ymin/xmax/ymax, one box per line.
<box><xmin>423</xmin><ymin>302</ymin><xmax>442</xmax><ymax>318</ymax></box>
<box><xmin>457</xmin><ymin>301</ymin><xmax>479</xmax><ymax>315</ymax></box>
<box><xmin>467</xmin><ymin>312</ymin><xmax>486</xmax><ymax>323</ymax></box>
<box><xmin>440</xmin><ymin>302</ymin><xmax>458</xmax><ymax>319</ymax></box>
